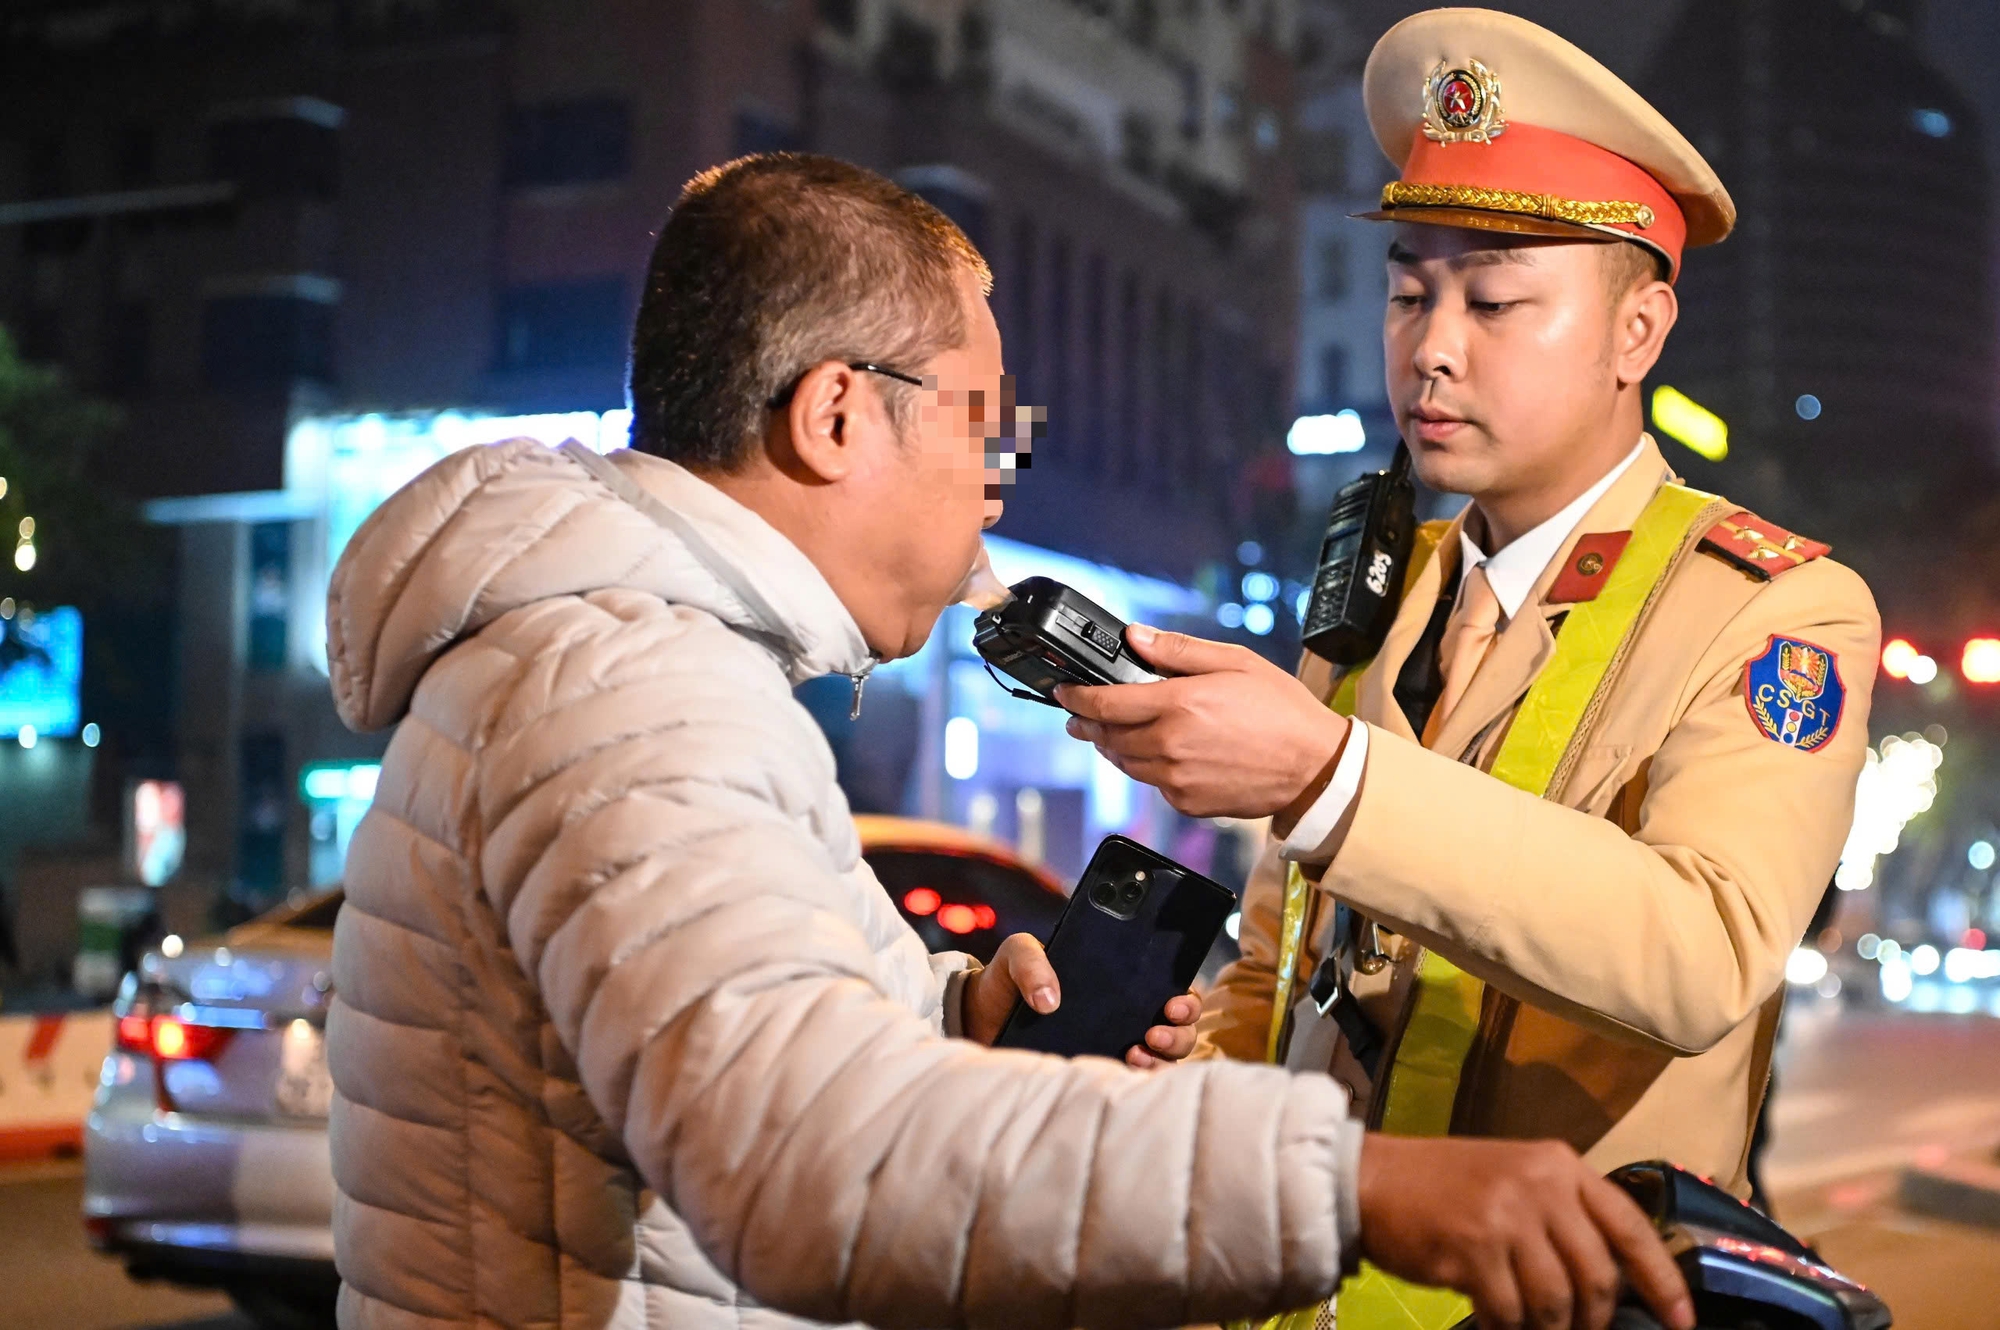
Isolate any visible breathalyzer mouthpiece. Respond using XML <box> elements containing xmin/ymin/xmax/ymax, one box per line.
<box><xmin>954</xmin><ymin>541</ymin><xmax>1013</xmax><ymax>611</ymax></box>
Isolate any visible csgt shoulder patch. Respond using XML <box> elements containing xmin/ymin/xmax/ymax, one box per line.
<box><xmin>1744</xmin><ymin>636</ymin><xmax>1845</xmax><ymax>752</ymax></box>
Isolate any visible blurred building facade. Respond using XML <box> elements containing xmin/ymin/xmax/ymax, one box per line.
<box><xmin>1646</xmin><ymin>0</ymin><xmax>2000</xmax><ymax>975</ymax></box>
<box><xmin>0</xmin><ymin>0</ymin><xmax>1303</xmax><ymax>915</ymax></box>
<box><xmin>1290</xmin><ymin>0</ymin><xmax>1387</xmax><ymax>433</ymax></box>
<box><xmin>1646</xmin><ymin>0</ymin><xmax>1995</xmax><ymax>607</ymax></box>
<box><xmin>1278</xmin><ymin>0</ymin><xmax>1399</xmax><ymax>582</ymax></box>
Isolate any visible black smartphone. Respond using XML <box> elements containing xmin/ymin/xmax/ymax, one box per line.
<box><xmin>994</xmin><ymin>836</ymin><xmax>1235</xmax><ymax>1060</ymax></box>
<box><xmin>971</xmin><ymin>577</ymin><xmax>1163</xmax><ymax>707</ymax></box>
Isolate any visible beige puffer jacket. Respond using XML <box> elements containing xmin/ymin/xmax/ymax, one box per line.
<box><xmin>325</xmin><ymin>439</ymin><xmax>1362</xmax><ymax>1330</ymax></box>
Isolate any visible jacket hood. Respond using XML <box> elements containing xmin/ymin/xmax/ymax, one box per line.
<box><xmin>327</xmin><ymin>439</ymin><xmax>873</xmax><ymax>732</ymax></box>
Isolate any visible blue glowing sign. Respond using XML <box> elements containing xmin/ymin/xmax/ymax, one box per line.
<box><xmin>0</xmin><ymin>606</ymin><xmax>83</xmax><ymax>739</ymax></box>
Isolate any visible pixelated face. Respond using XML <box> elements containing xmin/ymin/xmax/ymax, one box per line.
<box><xmin>912</xmin><ymin>368</ymin><xmax>1041</xmax><ymax>526</ymax></box>
<box><xmin>868</xmin><ymin>270</ymin><xmax>1041</xmax><ymax>657</ymax></box>
<box><xmin>1383</xmin><ymin>224</ymin><xmax>1628</xmax><ymax>504</ymax></box>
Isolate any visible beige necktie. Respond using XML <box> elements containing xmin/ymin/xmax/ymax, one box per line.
<box><xmin>1423</xmin><ymin>563</ymin><xmax>1503</xmax><ymax>747</ymax></box>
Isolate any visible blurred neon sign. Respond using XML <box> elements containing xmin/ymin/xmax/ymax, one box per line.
<box><xmin>131</xmin><ymin>780</ymin><xmax>186</xmax><ymax>886</ymax></box>
<box><xmin>0</xmin><ymin>605</ymin><xmax>82</xmax><ymax>739</ymax></box>
<box><xmin>1287</xmin><ymin>409</ymin><xmax>1367</xmax><ymax>455</ymax></box>
<box><xmin>1651</xmin><ymin>386</ymin><xmax>1728</xmax><ymax>462</ymax></box>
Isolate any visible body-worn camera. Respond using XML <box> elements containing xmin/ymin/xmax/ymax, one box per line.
<box><xmin>1300</xmin><ymin>445</ymin><xmax>1418</xmax><ymax>666</ymax></box>
<box><xmin>972</xmin><ymin>577</ymin><xmax>1162</xmax><ymax>706</ymax></box>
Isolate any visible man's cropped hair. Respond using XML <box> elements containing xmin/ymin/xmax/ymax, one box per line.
<box><xmin>629</xmin><ymin>153</ymin><xmax>992</xmax><ymax>471</ymax></box>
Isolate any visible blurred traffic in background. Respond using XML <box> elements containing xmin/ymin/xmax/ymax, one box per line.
<box><xmin>3</xmin><ymin>0</ymin><xmax>2000</xmax><ymax>1326</ymax></box>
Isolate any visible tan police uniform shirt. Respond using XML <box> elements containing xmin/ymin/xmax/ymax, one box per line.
<box><xmin>1196</xmin><ymin>437</ymin><xmax>1880</xmax><ymax>1192</ymax></box>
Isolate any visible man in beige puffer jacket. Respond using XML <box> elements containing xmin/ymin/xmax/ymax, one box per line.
<box><xmin>325</xmin><ymin>154</ymin><xmax>1689</xmax><ymax>1330</ymax></box>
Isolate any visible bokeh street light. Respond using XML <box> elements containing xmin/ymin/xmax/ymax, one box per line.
<box><xmin>1880</xmin><ymin>637</ymin><xmax>1938</xmax><ymax>683</ymax></box>
<box><xmin>1962</xmin><ymin>637</ymin><xmax>2000</xmax><ymax>684</ymax></box>
<box><xmin>1836</xmin><ymin>732</ymin><xmax>1944</xmax><ymax>890</ymax></box>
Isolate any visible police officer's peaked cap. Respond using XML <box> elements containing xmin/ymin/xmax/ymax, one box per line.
<box><xmin>1360</xmin><ymin>8</ymin><xmax>1735</xmax><ymax>280</ymax></box>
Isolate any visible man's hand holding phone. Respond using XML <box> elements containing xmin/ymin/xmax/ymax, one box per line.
<box><xmin>961</xmin><ymin>932</ymin><xmax>1201</xmax><ymax>1068</ymax></box>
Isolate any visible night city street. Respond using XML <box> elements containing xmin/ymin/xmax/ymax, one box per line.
<box><xmin>9</xmin><ymin>0</ymin><xmax>2000</xmax><ymax>1327</ymax></box>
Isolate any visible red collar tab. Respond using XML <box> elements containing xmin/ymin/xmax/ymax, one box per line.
<box><xmin>1701</xmin><ymin>511</ymin><xmax>1830</xmax><ymax>581</ymax></box>
<box><xmin>1547</xmin><ymin>530</ymin><xmax>1633</xmax><ymax>604</ymax></box>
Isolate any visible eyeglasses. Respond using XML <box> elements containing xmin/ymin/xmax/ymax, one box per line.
<box><xmin>766</xmin><ymin>362</ymin><xmax>926</xmax><ymax>410</ymax></box>
<box><xmin>764</xmin><ymin>364</ymin><xmax>1044</xmax><ymax>484</ymax></box>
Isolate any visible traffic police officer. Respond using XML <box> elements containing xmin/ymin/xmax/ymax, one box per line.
<box><xmin>1059</xmin><ymin>10</ymin><xmax>1880</xmax><ymax>1327</ymax></box>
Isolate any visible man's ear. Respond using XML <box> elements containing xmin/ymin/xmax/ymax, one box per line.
<box><xmin>1613</xmin><ymin>280</ymin><xmax>1678</xmax><ymax>388</ymax></box>
<box><xmin>777</xmin><ymin>359</ymin><xmax>862</xmax><ymax>484</ymax></box>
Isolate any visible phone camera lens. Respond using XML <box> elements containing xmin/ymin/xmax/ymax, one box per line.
<box><xmin>1119</xmin><ymin>879</ymin><xmax>1144</xmax><ymax>905</ymax></box>
<box><xmin>1091</xmin><ymin>880</ymin><xmax>1118</xmax><ymax>906</ymax></box>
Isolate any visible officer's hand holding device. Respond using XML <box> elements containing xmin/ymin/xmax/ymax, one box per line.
<box><xmin>971</xmin><ymin>576</ymin><xmax>1166</xmax><ymax>701</ymax></box>
<box><xmin>979</xmin><ymin>451</ymin><xmax>1425</xmax><ymax>824</ymax></box>
<box><xmin>973</xmin><ymin>570</ymin><xmax>1355</xmax><ymax>822</ymax></box>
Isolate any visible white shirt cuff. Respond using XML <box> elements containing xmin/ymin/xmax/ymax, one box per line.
<box><xmin>1278</xmin><ymin>720</ymin><xmax>1369</xmax><ymax>863</ymax></box>
<box><xmin>1332</xmin><ymin>1114</ymin><xmax>1366</xmax><ymax>1270</ymax></box>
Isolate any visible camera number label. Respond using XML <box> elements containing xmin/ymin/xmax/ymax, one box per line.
<box><xmin>1364</xmin><ymin>550</ymin><xmax>1394</xmax><ymax>597</ymax></box>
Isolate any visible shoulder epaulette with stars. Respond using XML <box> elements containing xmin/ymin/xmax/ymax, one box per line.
<box><xmin>1699</xmin><ymin>510</ymin><xmax>1830</xmax><ymax>581</ymax></box>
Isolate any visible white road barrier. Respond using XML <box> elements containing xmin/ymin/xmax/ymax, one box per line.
<box><xmin>0</xmin><ymin>1010</ymin><xmax>113</xmax><ymax>1161</ymax></box>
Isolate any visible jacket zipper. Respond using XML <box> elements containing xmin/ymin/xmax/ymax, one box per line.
<box><xmin>848</xmin><ymin>659</ymin><xmax>876</xmax><ymax>720</ymax></box>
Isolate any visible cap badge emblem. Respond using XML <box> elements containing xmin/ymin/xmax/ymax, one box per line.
<box><xmin>1423</xmin><ymin>59</ymin><xmax>1506</xmax><ymax>145</ymax></box>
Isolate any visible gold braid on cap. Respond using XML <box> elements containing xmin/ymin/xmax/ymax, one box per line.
<box><xmin>1381</xmin><ymin>181</ymin><xmax>1657</xmax><ymax>230</ymax></box>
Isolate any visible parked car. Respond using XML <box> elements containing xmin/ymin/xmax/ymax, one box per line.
<box><xmin>83</xmin><ymin>818</ymin><xmax>1067</xmax><ymax>1328</ymax></box>
<box><xmin>83</xmin><ymin>890</ymin><xmax>342</xmax><ymax>1329</ymax></box>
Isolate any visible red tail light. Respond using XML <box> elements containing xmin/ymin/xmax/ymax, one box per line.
<box><xmin>928</xmin><ymin>901</ymin><xmax>999</xmax><ymax>935</ymax></box>
<box><xmin>152</xmin><ymin>1016</ymin><xmax>232</xmax><ymax>1061</ymax></box>
<box><xmin>115</xmin><ymin>1012</ymin><xmax>233</xmax><ymax>1062</ymax></box>
<box><xmin>115</xmin><ymin>1014</ymin><xmax>152</xmax><ymax>1053</ymax></box>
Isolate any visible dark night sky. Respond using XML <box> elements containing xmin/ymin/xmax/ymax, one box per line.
<box><xmin>1912</xmin><ymin>0</ymin><xmax>2000</xmax><ymax>163</ymax></box>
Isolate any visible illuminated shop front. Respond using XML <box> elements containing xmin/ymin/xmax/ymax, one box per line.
<box><xmin>283</xmin><ymin>408</ymin><xmax>635</xmax><ymax>670</ymax></box>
